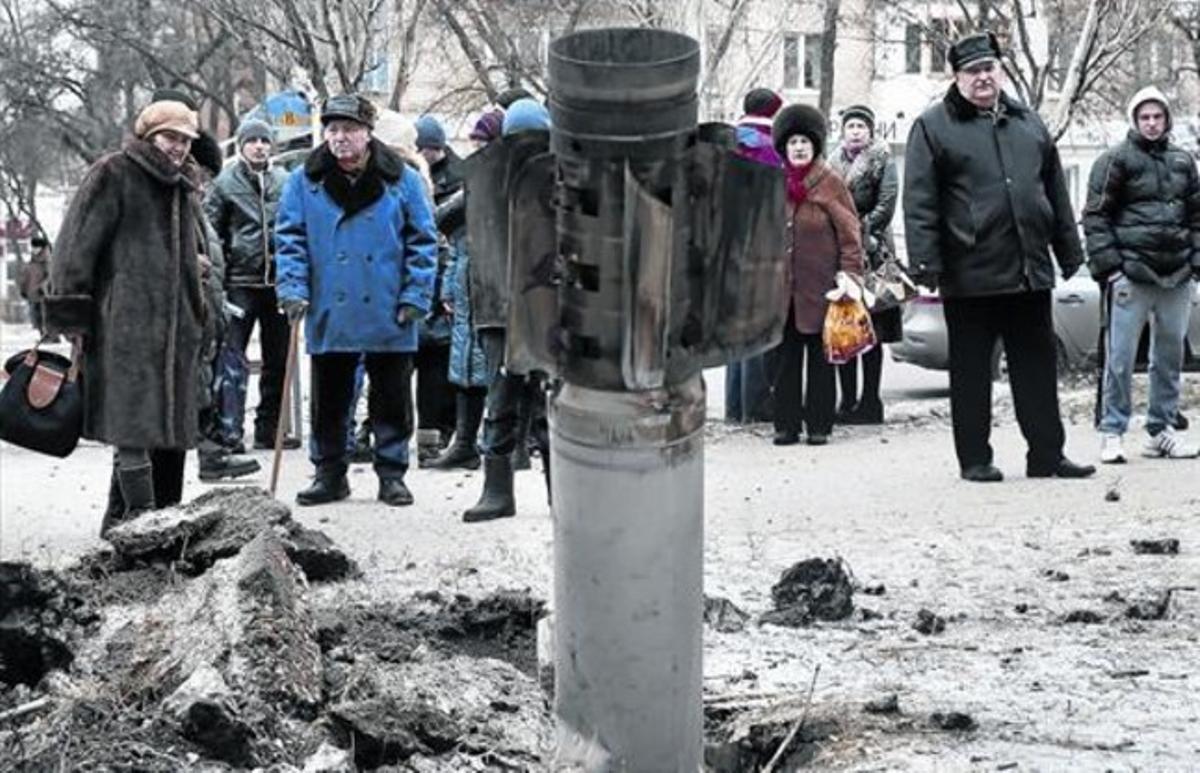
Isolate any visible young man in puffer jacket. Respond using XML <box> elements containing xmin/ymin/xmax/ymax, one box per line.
<box><xmin>1085</xmin><ymin>86</ymin><xmax>1200</xmax><ymax>462</ymax></box>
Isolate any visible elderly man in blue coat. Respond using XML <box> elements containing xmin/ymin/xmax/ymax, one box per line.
<box><xmin>275</xmin><ymin>94</ymin><xmax>437</xmax><ymax>507</ymax></box>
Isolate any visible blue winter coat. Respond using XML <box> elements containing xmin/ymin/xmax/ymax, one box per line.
<box><xmin>275</xmin><ymin>140</ymin><xmax>437</xmax><ymax>354</ymax></box>
<box><xmin>444</xmin><ymin>231</ymin><xmax>491</xmax><ymax>387</ymax></box>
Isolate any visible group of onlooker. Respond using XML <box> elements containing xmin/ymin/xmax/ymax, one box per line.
<box><xmin>30</xmin><ymin>28</ymin><xmax>1199</xmax><ymax>538</ymax></box>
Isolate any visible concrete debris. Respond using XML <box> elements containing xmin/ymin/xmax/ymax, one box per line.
<box><xmin>1125</xmin><ymin>590</ymin><xmax>1173</xmax><ymax>621</ymax></box>
<box><xmin>704</xmin><ymin>595</ymin><xmax>750</xmax><ymax>633</ymax></box>
<box><xmin>863</xmin><ymin>694</ymin><xmax>901</xmax><ymax>714</ymax></box>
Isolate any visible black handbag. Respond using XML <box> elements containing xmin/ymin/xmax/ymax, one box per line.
<box><xmin>0</xmin><ymin>342</ymin><xmax>84</xmax><ymax>458</ymax></box>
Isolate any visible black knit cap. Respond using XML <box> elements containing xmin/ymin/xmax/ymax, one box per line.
<box><xmin>151</xmin><ymin>88</ymin><xmax>198</xmax><ymax>111</ymax></box>
<box><xmin>948</xmin><ymin>31</ymin><xmax>1002</xmax><ymax>71</ymax></box>
<box><xmin>772</xmin><ymin>103</ymin><xmax>827</xmax><ymax>159</ymax></box>
<box><xmin>743</xmin><ymin>87</ymin><xmax>783</xmax><ymax>119</ymax></box>
<box><xmin>841</xmin><ymin>104</ymin><xmax>875</xmax><ymax>132</ymax></box>
<box><xmin>497</xmin><ymin>87</ymin><xmax>534</xmax><ymax>109</ymax></box>
<box><xmin>191</xmin><ymin>131</ymin><xmax>224</xmax><ymax>177</ymax></box>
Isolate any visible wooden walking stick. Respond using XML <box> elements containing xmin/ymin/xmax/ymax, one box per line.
<box><xmin>271</xmin><ymin>318</ymin><xmax>302</xmax><ymax>497</ymax></box>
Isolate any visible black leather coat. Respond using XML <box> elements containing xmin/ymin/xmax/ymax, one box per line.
<box><xmin>903</xmin><ymin>87</ymin><xmax>1083</xmax><ymax>297</ymax></box>
<box><xmin>204</xmin><ymin>160</ymin><xmax>288</xmax><ymax>287</ymax></box>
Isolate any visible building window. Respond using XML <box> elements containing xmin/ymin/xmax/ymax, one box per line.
<box><xmin>783</xmin><ymin>34</ymin><xmax>800</xmax><ymax>89</ymax></box>
<box><xmin>804</xmin><ymin>34</ymin><xmax>822</xmax><ymax>90</ymax></box>
<box><xmin>905</xmin><ymin>24</ymin><xmax>922</xmax><ymax>74</ymax></box>
<box><xmin>930</xmin><ymin>19</ymin><xmax>951</xmax><ymax>73</ymax></box>
<box><xmin>361</xmin><ymin>43</ymin><xmax>390</xmax><ymax>94</ymax></box>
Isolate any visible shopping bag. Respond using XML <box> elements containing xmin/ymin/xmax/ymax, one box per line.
<box><xmin>822</xmin><ymin>297</ymin><xmax>877</xmax><ymax>365</ymax></box>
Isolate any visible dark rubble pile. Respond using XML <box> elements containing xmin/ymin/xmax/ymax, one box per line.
<box><xmin>0</xmin><ymin>488</ymin><xmax>551</xmax><ymax>771</ymax></box>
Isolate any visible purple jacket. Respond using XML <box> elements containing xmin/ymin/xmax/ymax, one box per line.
<box><xmin>735</xmin><ymin>116</ymin><xmax>783</xmax><ymax>168</ymax></box>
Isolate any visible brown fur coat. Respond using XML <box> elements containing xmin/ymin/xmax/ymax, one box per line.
<box><xmin>44</xmin><ymin>139</ymin><xmax>207</xmax><ymax>450</ymax></box>
<box><xmin>786</xmin><ymin>159</ymin><xmax>865</xmax><ymax>334</ymax></box>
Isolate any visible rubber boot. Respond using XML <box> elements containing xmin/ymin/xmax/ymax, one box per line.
<box><xmin>425</xmin><ymin>391</ymin><xmax>484</xmax><ymax>470</ymax></box>
<box><xmin>462</xmin><ymin>455</ymin><xmax>516</xmax><ymax>522</ymax></box>
<box><xmin>101</xmin><ymin>463</ymin><xmax>155</xmax><ymax>537</ymax></box>
<box><xmin>101</xmin><ymin>464</ymin><xmax>124</xmax><ymax>532</ymax></box>
<box><xmin>415</xmin><ymin>428</ymin><xmax>443</xmax><ymax>464</ymax></box>
<box><xmin>511</xmin><ymin>400</ymin><xmax>532</xmax><ymax>471</ymax></box>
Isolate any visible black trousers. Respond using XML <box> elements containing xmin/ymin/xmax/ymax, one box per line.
<box><xmin>478</xmin><ymin>329</ymin><xmax>550</xmax><ymax>459</ymax></box>
<box><xmin>415</xmin><ymin>341</ymin><xmax>455</xmax><ymax>434</ymax></box>
<box><xmin>226</xmin><ymin>286</ymin><xmax>290</xmax><ymax>442</ymax></box>
<box><xmin>311</xmin><ymin>352</ymin><xmax>414</xmax><ymax>479</ymax></box>
<box><xmin>943</xmin><ymin>291</ymin><xmax>1065</xmax><ymax>471</ymax></box>
<box><xmin>773</xmin><ymin>306</ymin><xmax>835</xmax><ymax>436</ymax></box>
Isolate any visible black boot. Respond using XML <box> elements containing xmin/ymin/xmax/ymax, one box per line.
<box><xmin>415</xmin><ymin>429</ymin><xmax>442</xmax><ymax>464</ymax></box>
<box><xmin>296</xmin><ymin>475</ymin><xmax>351</xmax><ymax>506</ymax></box>
<box><xmin>349</xmin><ymin>421</ymin><xmax>373</xmax><ymax>463</ymax></box>
<box><xmin>101</xmin><ymin>463</ymin><xmax>155</xmax><ymax>537</ymax></box>
<box><xmin>101</xmin><ymin>465</ymin><xmax>125</xmax><ymax>535</ymax></box>
<box><xmin>424</xmin><ymin>391</ymin><xmax>484</xmax><ymax>470</ymax></box>
<box><xmin>378</xmin><ymin>477</ymin><xmax>414</xmax><ymax>506</ymax></box>
<box><xmin>199</xmin><ymin>449</ymin><xmax>262</xmax><ymax>482</ymax></box>
<box><xmin>463</xmin><ymin>455</ymin><xmax>515</xmax><ymax>522</ymax></box>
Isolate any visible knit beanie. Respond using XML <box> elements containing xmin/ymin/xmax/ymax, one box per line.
<box><xmin>771</xmin><ymin>104</ymin><xmax>827</xmax><ymax>159</ymax></box>
<box><xmin>134</xmin><ymin>99</ymin><xmax>200</xmax><ymax>140</ymax></box>
<box><xmin>840</xmin><ymin>104</ymin><xmax>875</xmax><ymax>133</ymax></box>
<box><xmin>191</xmin><ymin>131</ymin><xmax>225</xmax><ymax>177</ymax></box>
<box><xmin>496</xmin><ymin>87</ymin><xmax>534</xmax><ymax>110</ymax></box>
<box><xmin>501</xmin><ymin>98</ymin><xmax>551</xmax><ymax>136</ymax></box>
<box><xmin>743</xmin><ymin>88</ymin><xmax>783</xmax><ymax>119</ymax></box>
<box><xmin>469</xmin><ymin>110</ymin><xmax>504</xmax><ymax>143</ymax></box>
<box><xmin>414</xmin><ymin>115</ymin><xmax>447</xmax><ymax>149</ymax></box>
<box><xmin>236</xmin><ymin>118</ymin><xmax>273</xmax><ymax>148</ymax></box>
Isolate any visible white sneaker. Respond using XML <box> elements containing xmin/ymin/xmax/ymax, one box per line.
<box><xmin>1142</xmin><ymin>427</ymin><xmax>1200</xmax><ymax>459</ymax></box>
<box><xmin>1099</xmin><ymin>433</ymin><xmax>1126</xmax><ymax>464</ymax></box>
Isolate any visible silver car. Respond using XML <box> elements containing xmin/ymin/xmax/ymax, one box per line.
<box><xmin>890</xmin><ymin>269</ymin><xmax>1200</xmax><ymax>375</ymax></box>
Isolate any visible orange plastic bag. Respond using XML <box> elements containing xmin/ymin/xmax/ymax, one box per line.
<box><xmin>822</xmin><ymin>297</ymin><xmax>877</xmax><ymax>364</ymax></box>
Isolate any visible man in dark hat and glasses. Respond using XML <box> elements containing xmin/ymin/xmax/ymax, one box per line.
<box><xmin>903</xmin><ymin>31</ymin><xmax>1095</xmax><ymax>483</ymax></box>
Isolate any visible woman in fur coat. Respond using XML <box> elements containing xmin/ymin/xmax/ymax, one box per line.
<box><xmin>45</xmin><ymin>97</ymin><xmax>209</xmax><ymax>535</ymax></box>
<box><xmin>829</xmin><ymin>104</ymin><xmax>901</xmax><ymax>425</ymax></box>
<box><xmin>770</xmin><ymin>104</ymin><xmax>866</xmax><ymax>446</ymax></box>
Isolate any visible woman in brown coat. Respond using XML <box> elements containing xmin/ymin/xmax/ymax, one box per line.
<box><xmin>770</xmin><ymin>104</ymin><xmax>865</xmax><ymax>446</ymax></box>
<box><xmin>45</xmin><ymin>97</ymin><xmax>208</xmax><ymax>535</ymax></box>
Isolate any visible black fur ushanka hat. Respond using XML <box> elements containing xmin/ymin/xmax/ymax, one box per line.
<box><xmin>772</xmin><ymin>103</ymin><xmax>828</xmax><ymax>159</ymax></box>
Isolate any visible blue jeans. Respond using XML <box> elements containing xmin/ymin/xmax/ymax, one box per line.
<box><xmin>725</xmin><ymin>353</ymin><xmax>774</xmax><ymax>423</ymax></box>
<box><xmin>1099</xmin><ymin>276</ymin><xmax>1193</xmax><ymax>437</ymax></box>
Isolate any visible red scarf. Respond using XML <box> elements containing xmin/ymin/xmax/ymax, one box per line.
<box><xmin>786</xmin><ymin>161</ymin><xmax>813</xmax><ymax>205</ymax></box>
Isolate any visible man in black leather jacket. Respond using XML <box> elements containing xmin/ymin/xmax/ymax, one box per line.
<box><xmin>204</xmin><ymin>119</ymin><xmax>295</xmax><ymax>451</ymax></box>
<box><xmin>903</xmin><ymin>31</ymin><xmax>1094</xmax><ymax>483</ymax></box>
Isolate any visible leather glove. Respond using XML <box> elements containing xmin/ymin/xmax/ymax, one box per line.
<box><xmin>396</xmin><ymin>304</ymin><xmax>424</xmax><ymax>324</ymax></box>
<box><xmin>279</xmin><ymin>298</ymin><xmax>308</xmax><ymax>322</ymax></box>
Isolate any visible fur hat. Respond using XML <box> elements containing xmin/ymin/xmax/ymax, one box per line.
<box><xmin>236</xmin><ymin>118</ymin><xmax>273</xmax><ymax>148</ymax></box>
<box><xmin>191</xmin><ymin>131</ymin><xmax>225</xmax><ymax>177</ymax></box>
<box><xmin>469</xmin><ymin>110</ymin><xmax>504</xmax><ymax>143</ymax></box>
<box><xmin>948</xmin><ymin>31</ymin><xmax>1002</xmax><ymax>72</ymax></box>
<box><xmin>496</xmin><ymin>87</ymin><xmax>534</xmax><ymax>110</ymax></box>
<box><xmin>321</xmin><ymin>94</ymin><xmax>376</xmax><ymax>128</ymax></box>
<box><xmin>840</xmin><ymin>104</ymin><xmax>875</xmax><ymax>132</ymax></box>
<box><xmin>743</xmin><ymin>88</ymin><xmax>783</xmax><ymax>119</ymax></box>
<box><xmin>414</xmin><ymin>115</ymin><xmax>447</xmax><ymax>149</ymax></box>
<box><xmin>772</xmin><ymin>103</ymin><xmax>827</xmax><ymax>159</ymax></box>
<box><xmin>134</xmin><ymin>99</ymin><xmax>200</xmax><ymax>140</ymax></box>
<box><xmin>373</xmin><ymin>111</ymin><xmax>419</xmax><ymax>152</ymax></box>
<box><xmin>502</xmin><ymin>98</ymin><xmax>551</xmax><ymax>136</ymax></box>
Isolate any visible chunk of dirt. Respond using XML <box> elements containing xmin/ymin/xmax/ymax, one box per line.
<box><xmin>704</xmin><ymin>700</ymin><xmax>839</xmax><ymax>772</ymax></box>
<box><xmin>913</xmin><ymin>608</ymin><xmax>946</xmax><ymax>635</ymax></box>
<box><xmin>704</xmin><ymin>595</ymin><xmax>750</xmax><ymax>633</ymax></box>
<box><xmin>861</xmin><ymin>583</ymin><xmax>887</xmax><ymax>596</ymax></box>
<box><xmin>1062</xmin><ymin>609</ymin><xmax>1106</xmax><ymax>624</ymax></box>
<box><xmin>864</xmin><ymin>693</ymin><xmax>901</xmax><ymax>715</ymax></box>
<box><xmin>760</xmin><ymin>558</ymin><xmax>854</xmax><ymax>627</ymax></box>
<box><xmin>328</xmin><ymin>697</ymin><xmax>461</xmax><ymax>767</ymax></box>
<box><xmin>1130</xmin><ymin>539</ymin><xmax>1180</xmax><ymax>555</ymax></box>
<box><xmin>1042</xmin><ymin>569</ymin><xmax>1070</xmax><ymax>582</ymax></box>
<box><xmin>0</xmin><ymin>562</ymin><xmax>96</xmax><ymax>687</ymax></box>
<box><xmin>1125</xmin><ymin>590</ymin><xmax>1173</xmax><ymax>621</ymax></box>
<box><xmin>930</xmin><ymin>711</ymin><xmax>977</xmax><ymax>731</ymax></box>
